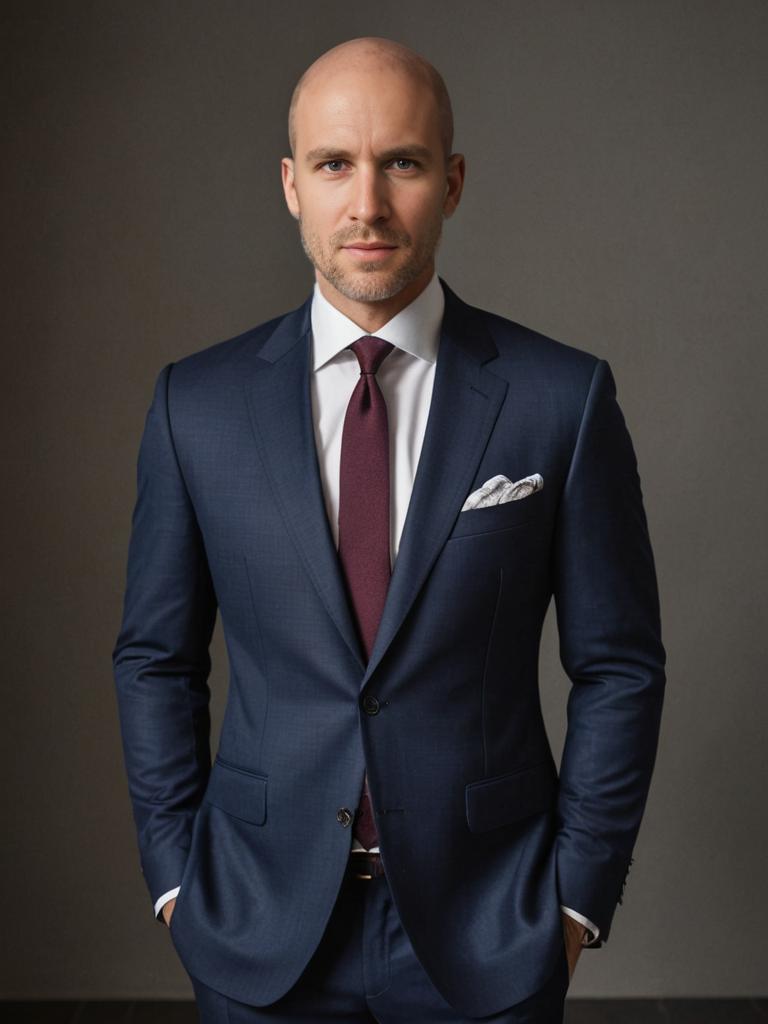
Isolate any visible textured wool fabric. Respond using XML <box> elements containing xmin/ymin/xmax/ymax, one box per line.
<box><xmin>113</xmin><ymin>278</ymin><xmax>664</xmax><ymax>1013</ymax></box>
<box><xmin>338</xmin><ymin>335</ymin><xmax>395</xmax><ymax>850</ymax></box>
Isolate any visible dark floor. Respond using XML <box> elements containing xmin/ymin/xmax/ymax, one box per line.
<box><xmin>1</xmin><ymin>1002</ymin><xmax>766</xmax><ymax>1022</ymax></box>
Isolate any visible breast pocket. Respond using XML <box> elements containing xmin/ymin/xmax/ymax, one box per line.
<box><xmin>448</xmin><ymin>487</ymin><xmax>545</xmax><ymax>541</ymax></box>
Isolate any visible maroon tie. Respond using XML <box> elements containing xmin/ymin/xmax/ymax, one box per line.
<box><xmin>338</xmin><ymin>335</ymin><xmax>395</xmax><ymax>849</ymax></box>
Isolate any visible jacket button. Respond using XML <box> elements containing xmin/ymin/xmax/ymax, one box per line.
<box><xmin>362</xmin><ymin>694</ymin><xmax>380</xmax><ymax>715</ymax></box>
<box><xmin>336</xmin><ymin>807</ymin><xmax>353</xmax><ymax>827</ymax></box>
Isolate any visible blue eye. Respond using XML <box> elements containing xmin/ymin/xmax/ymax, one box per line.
<box><xmin>318</xmin><ymin>157</ymin><xmax>420</xmax><ymax>173</ymax></box>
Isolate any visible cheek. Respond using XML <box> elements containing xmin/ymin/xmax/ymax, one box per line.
<box><xmin>305</xmin><ymin>195</ymin><xmax>347</xmax><ymax>237</ymax></box>
<box><xmin>399</xmin><ymin>189</ymin><xmax>445</xmax><ymax>232</ymax></box>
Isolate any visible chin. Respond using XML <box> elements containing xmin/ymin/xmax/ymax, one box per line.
<box><xmin>340</xmin><ymin>280</ymin><xmax>402</xmax><ymax>302</ymax></box>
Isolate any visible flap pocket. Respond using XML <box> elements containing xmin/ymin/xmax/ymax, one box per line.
<box><xmin>204</xmin><ymin>754</ymin><xmax>268</xmax><ymax>825</ymax></box>
<box><xmin>465</xmin><ymin>759</ymin><xmax>558</xmax><ymax>833</ymax></box>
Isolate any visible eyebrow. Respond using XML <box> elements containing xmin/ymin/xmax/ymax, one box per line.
<box><xmin>304</xmin><ymin>144</ymin><xmax>434</xmax><ymax>165</ymax></box>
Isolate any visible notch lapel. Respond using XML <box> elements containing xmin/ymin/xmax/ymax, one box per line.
<box><xmin>244</xmin><ymin>297</ymin><xmax>368</xmax><ymax>671</ymax></box>
<box><xmin>359</xmin><ymin>281</ymin><xmax>508</xmax><ymax>688</ymax></box>
<box><xmin>243</xmin><ymin>280</ymin><xmax>508</xmax><ymax>685</ymax></box>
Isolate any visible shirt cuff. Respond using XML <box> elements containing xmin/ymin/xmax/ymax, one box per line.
<box><xmin>154</xmin><ymin>886</ymin><xmax>180</xmax><ymax>922</ymax></box>
<box><xmin>560</xmin><ymin>905</ymin><xmax>600</xmax><ymax>946</ymax></box>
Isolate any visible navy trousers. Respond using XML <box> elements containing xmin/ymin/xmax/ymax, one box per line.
<box><xmin>188</xmin><ymin>869</ymin><xmax>570</xmax><ymax>1023</ymax></box>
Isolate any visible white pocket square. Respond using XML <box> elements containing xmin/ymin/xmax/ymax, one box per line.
<box><xmin>461</xmin><ymin>473</ymin><xmax>543</xmax><ymax>511</ymax></box>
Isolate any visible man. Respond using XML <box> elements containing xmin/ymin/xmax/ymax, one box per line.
<box><xmin>113</xmin><ymin>36</ymin><xmax>666</xmax><ymax>1023</ymax></box>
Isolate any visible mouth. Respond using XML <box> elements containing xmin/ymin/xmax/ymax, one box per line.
<box><xmin>343</xmin><ymin>242</ymin><xmax>397</xmax><ymax>250</ymax></box>
<box><xmin>342</xmin><ymin>242</ymin><xmax>398</xmax><ymax>262</ymax></box>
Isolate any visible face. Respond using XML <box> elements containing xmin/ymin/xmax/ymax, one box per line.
<box><xmin>281</xmin><ymin>63</ymin><xmax>464</xmax><ymax>306</ymax></box>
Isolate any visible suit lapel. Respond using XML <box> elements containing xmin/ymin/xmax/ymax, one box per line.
<box><xmin>243</xmin><ymin>279</ymin><xmax>509</xmax><ymax>684</ymax></box>
<box><xmin>244</xmin><ymin>297</ymin><xmax>368</xmax><ymax>670</ymax></box>
<box><xmin>360</xmin><ymin>280</ymin><xmax>507</xmax><ymax>687</ymax></box>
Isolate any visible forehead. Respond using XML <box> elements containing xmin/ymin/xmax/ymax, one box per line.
<box><xmin>294</xmin><ymin>66</ymin><xmax>441</xmax><ymax>153</ymax></box>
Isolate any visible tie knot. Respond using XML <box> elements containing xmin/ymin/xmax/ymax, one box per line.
<box><xmin>349</xmin><ymin>335</ymin><xmax>394</xmax><ymax>375</ymax></box>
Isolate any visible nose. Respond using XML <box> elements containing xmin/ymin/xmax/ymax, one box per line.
<box><xmin>346</xmin><ymin>166</ymin><xmax>391</xmax><ymax>224</ymax></box>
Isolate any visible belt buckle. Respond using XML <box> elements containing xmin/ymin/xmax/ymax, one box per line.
<box><xmin>350</xmin><ymin>850</ymin><xmax>376</xmax><ymax>881</ymax></box>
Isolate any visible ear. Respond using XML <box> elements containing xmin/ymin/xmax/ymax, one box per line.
<box><xmin>281</xmin><ymin>157</ymin><xmax>300</xmax><ymax>219</ymax></box>
<box><xmin>442</xmin><ymin>153</ymin><xmax>466</xmax><ymax>219</ymax></box>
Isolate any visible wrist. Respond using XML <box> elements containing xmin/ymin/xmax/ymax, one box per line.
<box><xmin>161</xmin><ymin>897</ymin><xmax>177</xmax><ymax>927</ymax></box>
<box><xmin>562</xmin><ymin>911</ymin><xmax>588</xmax><ymax>945</ymax></box>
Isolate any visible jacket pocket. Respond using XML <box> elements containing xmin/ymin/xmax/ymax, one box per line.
<box><xmin>203</xmin><ymin>753</ymin><xmax>268</xmax><ymax>825</ymax></box>
<box><xmin>465</xmin><ymin>758</ymin><xmax>558</xmax><ymax>832</ymax></box>
<box><xmin>448</xmin><ymin>488</ymin><xmax>545</xmax><ymax>540</ymax></box>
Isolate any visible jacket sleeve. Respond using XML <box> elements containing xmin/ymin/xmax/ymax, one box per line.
<box><xmin>112</xmin><ymin>362</ymin><xmax>218</xmax><ymax>914</ymax></box>
<box><xmin>552</xmin><ymin>358</ymin><xmax>666</xmax><ymax>945</ymax></box>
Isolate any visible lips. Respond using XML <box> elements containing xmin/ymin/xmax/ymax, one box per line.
<box><xmin>342</xmin><ymin>242</ymin><xmax>398</xmax><ymax>263</ymax></box>
<box><xmin>343</xmin><ymin>243</ymin><xmax>397</xmax><ymax>250</ymax></box>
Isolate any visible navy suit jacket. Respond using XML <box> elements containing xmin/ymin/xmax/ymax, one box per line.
<box><xmin>113</xmin><ymin>277</ymin><xmax>665</xmax><ymax>1017</ymax></box>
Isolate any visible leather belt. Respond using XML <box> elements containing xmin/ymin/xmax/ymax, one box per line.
<box><xmin>347</xmin><ymin>850</ymin><xmax>386</xmax><ymax>880</ymax></box>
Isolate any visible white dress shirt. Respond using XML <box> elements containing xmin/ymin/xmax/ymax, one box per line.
<box><xmin>154</xmin><ymin>271</ymin><xmax>599</xmax><ymax>945</ymax></box>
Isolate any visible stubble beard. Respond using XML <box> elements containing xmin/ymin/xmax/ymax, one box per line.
<box><xmin>297</xmin><ymin>213</ymin><xmax>444</xmax><ymax>302</ymax></box>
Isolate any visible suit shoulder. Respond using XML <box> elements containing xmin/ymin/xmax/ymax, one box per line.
<box><xmin>171</xmin><ymin>309</ymin><xmax>290</xmax><ymax>382</ymax></box>
<box><xmin>164</xmin><ymin>303</ymin><xmax>305</xmax><ymax>391</ymax></box>
<box><xmin>478</xmin><ymin>306</ymin><xmax>601</xmax><ymax>383</ymax></box>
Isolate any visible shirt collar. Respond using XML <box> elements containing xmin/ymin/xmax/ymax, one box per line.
<box><xmin>310</xmin><ymin>271</ymin><xmax>444</xmax><ymax>371</ymax></box>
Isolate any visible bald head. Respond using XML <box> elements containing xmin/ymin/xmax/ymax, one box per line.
<box><xmin>287</xmin><ymin>37</ymin><xmax>454</xmax><ymax>163</ymax></box>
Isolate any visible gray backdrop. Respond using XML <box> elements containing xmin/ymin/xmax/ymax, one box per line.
<box><xmin>2</xmin><ymin>0</ymin><xmax>766</xmax><ymax>1000</ymax></box>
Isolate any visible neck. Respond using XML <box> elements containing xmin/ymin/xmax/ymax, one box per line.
<box><xmin>315</xmin><ymin>263</ymin><xmax>434</xmax><ymax>333</ymax></box>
